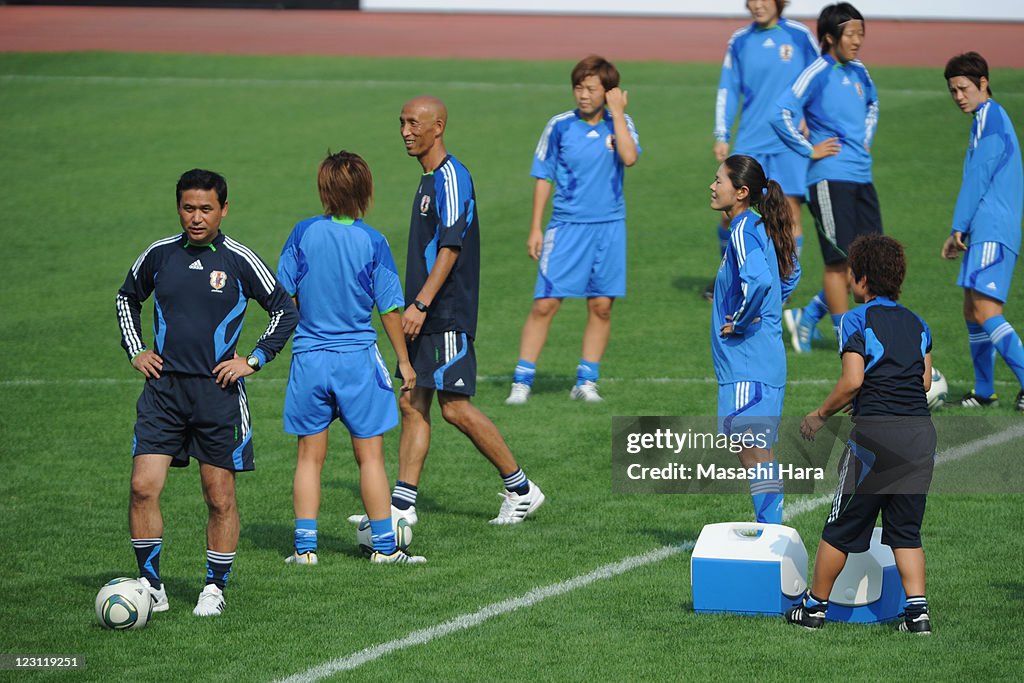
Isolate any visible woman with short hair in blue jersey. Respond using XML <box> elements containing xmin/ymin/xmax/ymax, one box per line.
<box><xmin>772</xmin><ymin>2</ymin><xmax>881</xmax><ymax>354</ymax></box>
<box><xmin>941</xmin><ymin>52</ymin><xmax>1024</xmax><ymax>412</ymax></box>
<box><xmin>710</xmin><ymin>154</ymin><xmax>801</xmax><ymax>524</ymax></box>
<box><xmin>709</xmin><ymin>0</ymin><xmax>819</xmax><ymax>300</ymax></box>
<box><xmin>277</xmin><ymin>151</ymin><xmax>424</xmax><ymax>565</ymax></box>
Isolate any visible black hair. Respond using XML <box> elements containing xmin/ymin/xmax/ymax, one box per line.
<box><xmin>176</xmin><ymin>169</ymin><xmax>227</xmax><ymax>206</ymax></box>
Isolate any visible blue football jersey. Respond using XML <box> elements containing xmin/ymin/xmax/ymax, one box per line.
<box><xmin>772</xmin><ymin>55</ymin><xmax>879</xmax><ymax>185</ymax></box>
<box><xmin>277</xmin><ymin>216</ymin><xmax>404</xmax><ymax>353</ymax></box>
<box><xmin>711</xmin><ymin>208</ymin><xmax>801</xmax><ymax>387</ymax></box>
<box><xmin>952</xmin><ymin>99</ymin><xmax>1023</xmax><ymax>254</ymax></box>
<box><xmin>715</xmin><ymin>18</ymin><xmax>819</xmax><ymax>156</ymax></box>
<box><xmin>531</xmin><ymin>109</ymin><xmax>641</xmax><ymax>223</ymax></box>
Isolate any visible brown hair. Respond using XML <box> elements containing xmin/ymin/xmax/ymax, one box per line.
<box><xmin>317</xmin><ymin>150</ymin><xmax>372</xmax><ymax>219</ymax></box>
<box><xmin>848</xmin><ymin>234</ymin><xmax>906</xmax><ymax>300</ymax></box>
<box><xmin>944</xmin><ymin>51</ymin><xmax>992</xmax><ymax>96</ymax></box>
<box><xmin>571</xmin><ymin>55</ymin><xmax>620</xmax><ymax>90</ymax></box>
<box><xmin>723</xmin><ymin>154</ymin><xmax>797</xmax><ymax>280</ymax></box>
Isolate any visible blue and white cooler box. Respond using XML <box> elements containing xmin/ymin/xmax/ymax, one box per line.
<box><xmin>691</xmin><ymin>523</ymin><xmax>807</xmax><ymax>616</ymax></box>
<box><xmin>826</xmin><ymin>527</ymin><xmax>906</xmax><ymax>624</ymax></box>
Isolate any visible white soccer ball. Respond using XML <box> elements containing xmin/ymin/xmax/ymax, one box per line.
<box><xmin>95</xmin><ymin>577</ymin><xmax>153</xmax><ymax>630</ymax></box>
<box><xmin>356</xmin><ymin>515</ymin><xmax>412</xmax><ymax>557</ymax></box>
<box><xmin>927</xmin><ymin>367</ymin><xmax>948</xmax><ymax>410</ymax></box>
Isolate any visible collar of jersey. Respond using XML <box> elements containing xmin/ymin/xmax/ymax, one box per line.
<box><xmin>751</xmin><ymin>21</ymin><xmax>781</xmax><ymax>32</ymax></box>
<box><xmin>182</xmin><ymin>231</ymin><xmax>224</xmax><ymax>250</ymax></box>
<box><xmin>330</xmin><ymin>216</ymin><xmax>355</xmax><ymax>225</ymax></box>
<box><xmin>574</xmin><ymin>108</ymin><xmax>611</xmax><ymax>126</ymax></box>
<box><xmin>423</xmin><ymin>154</ymin><xmax>452</xmax><ymax>176</ymax></box>
<box><xmin>865</xmin><ymin>295</ymin><xmax>897</xmax><ymax>307</ymax></box>
<box><xmin>973</xmin><ymin>100</ymin><xmax>991</xmax><ymax>118</ymax></box>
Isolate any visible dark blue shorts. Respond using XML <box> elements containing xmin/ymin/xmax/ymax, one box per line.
<box><xmin>808</xmin><ymin>180</ymin><xmax>883</xmax><ymax>265</ymax></box>
<box><xmin>132</xmin><ymin>373</ymin><xmax>254</xmax><ymax>472</ymax></box>
<box><xmin>821</xmin><ymin>417</ymin><xmax>935</xmax><ymax>552</ymax></box>
<box><xmin>401</xmin><ymin>330</ymin><xmax>476</xmax><ymax>396</ymax></box>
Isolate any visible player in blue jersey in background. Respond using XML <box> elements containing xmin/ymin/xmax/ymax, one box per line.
<box><xmin>772</xmin><ymin>3</ymin><xmax>881</xmax><ymax>353</ymax></box>
<box><xmin>505</xmin><ymin>55</ymin><xmax>640</xmax><ymax>405</ymax></box>
<box><xmin>940</xmin><ymin>52</ymin><xmax>1024</xmax><ymax>411</ymax></box>
<box><xmin>791</xmin><ymin>235</ymin><xmax>936</xmax><ymax>634</ymax></box>
<box><xmin>117</xmin><ymin>169</ymin><xmax>298</xmax><ymax>617</ymax></box>
<box><xmin>277</xmin><ymin>151</ymin><xmax>423</xmax><ymax>565</ymax></box>
<box><xmin>710</xmin><ymin>155</ymin><xmax>800</xmax><ymax>524</ymax></box>
<box><xmin>709</xmin><ymin>0</ymin><xmax>818</xmax><ymax>301</ymax></box>
<box><xmin>387</xmin><ymin>95</ymin><xmax>544</xmax><ymax>525</ymax></box>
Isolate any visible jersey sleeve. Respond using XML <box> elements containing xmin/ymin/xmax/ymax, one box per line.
<box><xmin>372</xmin><ymin>233</ymin><xmax>405</xmax><ymax>314</ymax></box>
<box><xmin>434</xmin><ymin>166</ymin><xmax>475</xmax><ymax>251</ymax></box>
<box><xmin>276</xmin><ymin>224</ymin><xmax>305</xmax><ymax>297</ymax></box>
<box><xmin>728</xmin><ymin>226</ymin><xmax>772</xmax><ymax>335</ymax></box>
<box><xmin>862</xmin><ymin>66</ymin><xmax>880</xmax><ymax>149</ymax></box>
<box><xmin>531</xmin><ymin>115</ymin><xmax>562</xmax><ymax>181</ymax></box>
<box><xmin>952</xmin><ymin>120</ymin><xmax>1005</xmax><ymax>235</ymax></box>
<box><xmin>116</xmin><ymin>245</ymin><xmax>160</xmax><ymax>361</ymax></box>
<box><xmin>780</xmin><ymin>255</ymin><xmax>802</xmax><ymax>304</ymax></box>
<box><xmin>624</xmin><ymin>113</ymin><xmax>642</xmax><ymax>156</ymax></box>
<box><xmin>772</xmin><ymin>64</ymin><xmax>821</xmax><ymax>158</ymax></box>
<box><xmin>233</xmin><ymin>246</ymin><xmax>298</xmax><ymax>366</ymax></box>
<box><xmin>714</xmin><ymin>33</ymin><xmax>742</xmax><ymax>144</ymax></box>
<box><xmin>839</xmin><ymin>310</ymin><xmax>866</xmax><ymax>358</ymax></box>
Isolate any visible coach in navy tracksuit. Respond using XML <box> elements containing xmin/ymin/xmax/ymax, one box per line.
<box><xmin>116</xmin><ymin>169</ymin><xmax>297</xmax><ymax>618</ymax></box>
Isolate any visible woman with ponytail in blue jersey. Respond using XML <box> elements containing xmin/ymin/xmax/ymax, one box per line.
<box><xmin>710</xmin><ymin>154</ymin><xmax>801</xmax><ymax>524</ymax></box>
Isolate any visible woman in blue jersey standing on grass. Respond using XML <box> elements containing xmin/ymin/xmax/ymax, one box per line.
<box><xmin>710</xmin><ymin>154</ymin><xmax>800</xmax><ymax>523</ymax></box>
<box><xmin>708</xmin><ymin>0</ymin><xmax>819</xmax><ymax>301</ymax></box>
<box><xmin>773</xmin><ymin>2</ymin><xmax>880</xmax><ymax>353</ymax></box>
<box><xmin>941</xmin><ymin>52</ymin><xmax>1024</xmax><ymax>412</ymax></box>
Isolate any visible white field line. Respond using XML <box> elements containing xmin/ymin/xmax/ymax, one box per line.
<box><xmin>275</xmin><ymin>424</ymin><xmax>1019</xmax><ymax>683</ymax></box>
<box><xmin>0</xmin><ymin>74</ymin><xmax>987</xmax><ymax>100</ymax></box>
<box><xmin>1</xmin><ymin>375</ymin><xmax>1014</xmax><ymax>388</ymax></box>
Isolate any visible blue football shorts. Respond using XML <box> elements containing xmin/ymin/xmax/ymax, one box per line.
<box><xmin>284</xmin><ymin>346</ymin><xmax>398</xmax><ymax>439</ymax></box>
<box><xmin>717</xmin><ymin>381</ymin><xmax>784</xmax><ymax>446</ymax></box>
<box><xmin>402</xmin><ymin>330</ymin><xmax>477</xmax><ymax>396</ymax></box>
<box><xmin>534</xmin><ymin>219</ymin><xmax>626</xmax><ymax>299</ymax></box>
<box><xmin>133</xmin><ymin>373</ymin><xmax>254</xmax><ymax>472</ymax></box>
<box><xmin>957</xmin><ymin>241</ymin><xmax>1017</xmax><ymax>303</ymax></box>
<box><xmin>735</xmin><ymin>148</ymin><xmax>808</xmax><ymax>199</ymax></box>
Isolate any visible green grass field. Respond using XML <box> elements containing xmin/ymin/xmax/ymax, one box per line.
<box><xmin>1</xmin><ymin>52</ymin><xmax>1022</xmax><ymax>681</ymax></box>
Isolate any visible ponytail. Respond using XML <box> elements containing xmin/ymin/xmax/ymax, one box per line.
<box><xmin>754</xmin><ymin>180</ymin><xmax>797</xmax><ymax>280</ymax></box>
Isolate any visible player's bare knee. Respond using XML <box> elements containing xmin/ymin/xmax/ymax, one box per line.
<box><xmin>531</xmin><ymin>298</ymin><xmax>561</xmax><ymax>318</ymax></box>
<box><xmin>588</xmin><ymin>300</ymin><xmax>613</xmax><ymax>321</ymax></box>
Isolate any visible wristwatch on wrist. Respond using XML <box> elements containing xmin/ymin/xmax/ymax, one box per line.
<box><xmin>246</xmin><ymin>354</ymin><xmax>261</xmax><ymax>372</ymax></box>
<box><xmin>413</xmin><ymin>299</ymin><xmax>429</xmax><ymax>313</ymax></box>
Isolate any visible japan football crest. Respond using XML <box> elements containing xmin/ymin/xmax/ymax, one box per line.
<box><xmin>420</xmin><ymin>194</ymin><xmax>431</xmax><ymax>215</ymax></box>
<box><xmin>605</xmin><ymin>134</ymin><xmax>616</xmax><ymax>151</ymax></box>
<box><xmin>209</xmin><ymin>270</ymin><xmax>227</xmax><ymax>292</ymax></box>
<box><xmin>779</xmin><ymin>44</ymin><xmax>793</xmax><ymax>62</ymax></box>
<box><xmin>855</xmin><ymin>83</ymin><xmax>864</xmax><ymax>98</ymax></box>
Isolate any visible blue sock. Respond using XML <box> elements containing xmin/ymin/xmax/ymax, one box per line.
<box><xmin>982</xmin><ymin>315</ymin><xmax>1024</xmax><ymax>388</ymax></box>
<box><xmin>830</xmin><ymin>313</ymin><xmax>843</xmax><ymax>341</ymax></box>
<box><xmin>717</xmin><ymin>225</ymin><xmax>730</xmax><ymax>257</ymax></box>
<box><xmin>294</xmin><ymin>518</ymin><xmax>317</xmax><ymax>554</ymax></box>
<box><xmin>205</xmin><ymin>550</ymin><xmax>235</xmax><ymax>590</ymax></box>
<box><xmin>132</xmin><ymin>538</ymin><xmax>162</xmax><ymax>584</ymax></box>
<box><xmin>576</xmin><ymin>359</ymin><xmax>599</xmax><ymax>386</ymax></box>
<box><xmin>501</xmin><ymin>467</ymin><xmax>530</xmax><ymax>495</ymax></box>
<box><xmin>803</xmin><ymin>590</ymin><xmax>828</xmax><ymax>611</ymax></box>
<box><xmin>802</xmin><ymin>290</ymin><xmax>828</xmax><ymax>327</ymax></box>
<box><xmin>905</xmin><ymin>595</ymin><xmax>928</xmax><ymax>616</ymax></box>
<box><xmin>368</xmin><ymin>518</ymin><xmax>397</xmax><ymax>554</ymax></box>
<box><xmin>795</xmin><ymin>234</ymin><xmax>804</xmax><ymax>259</ymax></box>
<box><xmin>391</xmin><ymin>480</ymin><xmax>417</xmax><ymax>511</ymax></box>
<box><xmin>967</xmin><ymin>321</ymin><xmax>996</xmax><ymax>397</ymax></box>
<box><xmin>513</xmin><ymin>359</ymin><xmax>537</xmax><ymax>386</ymax></box>
<box><xmin>750</xmin><ymin>461</ymin><xmax>784</xmax><ymax>524</ymax></box>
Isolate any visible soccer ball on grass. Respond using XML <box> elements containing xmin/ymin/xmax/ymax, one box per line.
<box><xmin>927</xmin><ymin>367</ymin><xmax>948</xmax><ymax>410</ymax></box>
<box><xmin>356</xmin><ymin>516</ymin><xmax>412</xmax><ymax>557</ymax></box>
<box><xmin>95</xmin><ymin>577</ymin><xmax>153</xmax><ymax>630</ymax></box>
